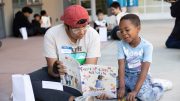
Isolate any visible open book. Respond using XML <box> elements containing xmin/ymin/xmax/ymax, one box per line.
<box><xmin>59</xmin><ymin>54</ymin><xmax>118</xmax><ymax>98</ymax></box>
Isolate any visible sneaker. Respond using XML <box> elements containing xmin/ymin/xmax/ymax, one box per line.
<box><xmin>152</xmin><ymin>78</ymin><xmax>173</xmax><ymax>91</ymax></box>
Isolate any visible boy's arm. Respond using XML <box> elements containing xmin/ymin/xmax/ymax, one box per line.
<box><xmin>118</xmin><ymin>59</ymin><xmax>125</xmax><ymax>88</ymax></box>
<box><xmin>126</xmin><ymin>62</ymin><xmax>150</xmax><ymax>101</ymax></box>
<box><xmin>118</xmin><ymin>59</ymin><xmax>126</xmax><ymax>99</ymax></box>
<box><xmin>133</xmin><ymin>62</ymin><xmax>150</xmax><ymax>93</ymax></box>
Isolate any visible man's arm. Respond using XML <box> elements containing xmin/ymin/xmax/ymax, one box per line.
<box><xmin>46</xmin><ymin>57</ymin><xmax>59</xmax><ymax>77</ymax></box>
<box><xmin>46</xmin><ymin>57</ymin><xmax>98</xmax><ymax>77</ymax></box>
<box><xmin>85</xmin><ymin>57</ymin><xmax>98</xmax><ymax>64</ymax></box>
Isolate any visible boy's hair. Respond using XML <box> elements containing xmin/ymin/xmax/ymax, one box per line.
<box><xmin>34</xmin><ymin>13</ymin><xmax>40</xmax><ymax>18</ymax></box>
<box><xmin>96</xmin><ymin>9</ymin><xmax>104</xmax><ymax>15</ymax></box>
<box><xmin>98</xmin><ymin>75</ymin><xmax>103</xmax><ymax>79</ymax></box>
<box><xmin>40</xmin><ymin>10</ymin><xmax>47</xmax><ymax>16</ymax></box>
<box><xmin>110</xmin><ymin>1</ymin><xmax>121</xmax><ymax>11</ymax></box>
<box><xmin>22</xmin><ymin>7</ymin><xmax>33</xmax><ymax>13</ymax></box>
<box><xmin>120</xmin><ymin>14</ymin><xmax>141</xmax><ymax>27</ymax></box>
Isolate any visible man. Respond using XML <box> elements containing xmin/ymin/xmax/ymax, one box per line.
<box><xmin>13</xmin><ymin>7</ymin><xmax>35</xmax><ymax>37</ymax></box>
<box><xmin>110</xmin><ymin>1</ymin><xmax>127</xmax><ymax>40</ymax></box>
<box><xmin>165</xmin><ymin>0</ymin><xmax>180</xmax><ymax>48</ymax></box>
<box><xmin>30</xmin><ymin>5</ymin><xmax>106</xmax><ymax>101</ymax></box>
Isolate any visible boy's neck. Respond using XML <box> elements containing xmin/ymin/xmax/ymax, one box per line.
<box><xmin>129</xmin><ymin>37</ymin><xmax>141</xmax><ymax>47</ymax></box>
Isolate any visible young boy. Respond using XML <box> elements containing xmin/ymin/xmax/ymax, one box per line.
<box><xmin>32</xmin><ymin>13</ymin><xmax>41</xmax><ymax>35</ymax></box>
<box><xmin>94</xmin><ymin>9</ymin><xmax>108</xmax><ymax>33</ymax></box>
<box><xmin>117</xmin><ymin>14</ymin><xmax>164</xmax><ymax>101</ymax></box>
<box><xmin>40</xmin><ymin>10</ymin><xmax>51</xmax><ymax>29</ymax></box>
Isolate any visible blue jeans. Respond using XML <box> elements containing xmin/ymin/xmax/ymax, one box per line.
<box><xmin>29</xmin><ymin>67</ymin><xmax>82</xmax><ymax>101</ymax></box>
<box><xmin>124</xmin><ymin>74</ymin><xmax>164</xmax><ymax>101</ymax></box>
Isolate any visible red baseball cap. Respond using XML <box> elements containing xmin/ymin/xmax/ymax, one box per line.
<box><xmin>60</xmin><ymin>5</ymin><xmax>89</xmax><ymax>28</ymax></box>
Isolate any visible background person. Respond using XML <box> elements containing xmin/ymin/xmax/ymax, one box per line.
<box><xmin>13</xmin><ymin>7</ymin><xmax>36</xmax><ymax>37</ymax></box>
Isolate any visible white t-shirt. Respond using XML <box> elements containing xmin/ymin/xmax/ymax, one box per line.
<box><xmin>94</xmin><ymin>20</ymin><xmax>107</xmax><ymax>27</ymax></box>
<box><xmin>116</xmin><ymin>12</ymin><xmax>127</xmax><ymax>25</ymax></box>
<box><xmin>118</xmin><ymin>37</ymin><xmax>153</xmax><ymax>74</ymax></box>
<box><xmin>44</xmin><ymin>24</ymin><xmax>101</xmax><ymax>65</ymax></box>
<box><xmin>41</xmin><ymin>16</ymin><xmax>51</xmax><ymax>28</ymax></box>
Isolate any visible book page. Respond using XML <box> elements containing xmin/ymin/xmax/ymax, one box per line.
<box><xmin>80</xmin><ymin>65</ymin><xmax>118</xmax><ymax>98</ymax></box>
<box><xmin>58</xmin><ymin>54</ymin><xmax>82</xmax><ymax>92</ymax></box>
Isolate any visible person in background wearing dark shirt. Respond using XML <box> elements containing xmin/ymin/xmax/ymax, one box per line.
<box><xmin>32</xmin><ymin>13</ymin><xmax>42</xmax><ymax>35</ymax></box>
<box><xmin>165</xmin><ymin>0</ymin><xmax>180</xmax><ymax>48</ymax></box>
<box><xmin>13</xmin><ymin>7</ymin><xmax>36</xmax><ymax>37</ymax></box>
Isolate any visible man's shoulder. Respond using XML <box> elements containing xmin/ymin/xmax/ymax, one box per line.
<box><xmin>86</xmin><ymin>26</ymin><xmax>99</xmax><ymax>36</ymax></box>
<box><xmin>46</xmin><ymin>24</ymin><xmax>64</xmax><ymax>34</ymax></box>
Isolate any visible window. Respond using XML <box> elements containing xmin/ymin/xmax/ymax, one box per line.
<box><xmin>0</xmin><ymin>0</ymin><xmax>3</xmax><ymax>4</ymax></box>
<box><xmin>96</xmin><ymin>0</ymin><xmax>108</xmax><ymax>14</ymax></box>
<box><xmin>81</xmin><ymin>0</ymin><xmax>91</xmax><ymax>15</ymax></box>
<box><xmin>138</xmin><ymin>0</ymin><xmax>171</xmax><ymax>14</ymax></box>
<box><xmin>27</xmin><ymin>0</ymin><xmax>42</xmax><ymax>5</ymax></box>
<box><xmin>13</xmin><ymin>0</ymin><xmax>42</xmax><ymax>16</ymax></box>
<box><xmin>63</xmin><ymin>0</ymin><xmax>78</xmax><ymax>9</ymax></box>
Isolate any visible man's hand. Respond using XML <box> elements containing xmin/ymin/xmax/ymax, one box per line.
<box><xmin>53</xmin><ymin>60</ymin><xmax>67</xmax><ymax>75</ymax></box>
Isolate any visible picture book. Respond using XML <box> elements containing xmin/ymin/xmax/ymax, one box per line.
<box><xmin>58</xmin><ymin>54</ymin><xmax>118</xmax><ymax>98</ymax></box>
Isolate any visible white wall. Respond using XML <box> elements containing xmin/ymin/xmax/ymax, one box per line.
<box><xmin>4</xmin><ymin>0</ymin><xmax>13</xmax><ymax>37</ymax></box>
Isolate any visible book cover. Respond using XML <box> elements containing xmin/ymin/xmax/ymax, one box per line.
<box><xmin>58</xmin><ymin>54</ymin><xmax>118</xmax><ymax>98</ymax></box>
<box><xmin>80</xmin><ymin>65</ymin><xmax>118</xmax><ymax>98</ymax></box>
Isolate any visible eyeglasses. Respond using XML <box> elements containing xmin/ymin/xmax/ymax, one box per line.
<box><xmin>71</xmin><ymin>26</ymin><xmax>89</xmax><ymax>34</ymax></box>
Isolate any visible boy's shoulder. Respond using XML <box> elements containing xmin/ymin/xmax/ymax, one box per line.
<box><xmin>141</xmin><ymin>37</ymin><xmax>153</xmax><ymax>48</ymax></box>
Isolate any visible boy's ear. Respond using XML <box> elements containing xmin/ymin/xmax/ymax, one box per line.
<box><xmin>137</xmin><ymin>25</ymin><xmax>141</xmax><ymax>33</ymax></box>
<box><xmin>138</xmin><ymin>25</ymin><xmax>141</xmax><ymax>30</ymax></box>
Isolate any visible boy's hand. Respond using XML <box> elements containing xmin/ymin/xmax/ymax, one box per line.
<box><xmin>96</xmin><ymin>93</ymin><xmax>111</xmax><ymax>100</ymax></box>
<box><xmin>126</xmin><ymin>91</ymin><xmax>138</xmax><ymax>101</ymax></box>
<box><xmin>118</xmin><ymin>87</ymin><xmax>125</xmax><ymax>99</ymax></box>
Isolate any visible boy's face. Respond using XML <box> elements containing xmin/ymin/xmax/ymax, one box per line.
<box><xmin>97</xmin><ymin>13</ymin><xmax>104</xmax><ymax>20</ymax></box>
<box><xmin>35</xmin><ymin>16</ymin><xmax>40</xmax><ymax>21</ymax></box>
<box><xmin>119</xmin><ymin>19</ymin><xmax>140</xmax><ymax>43</ymax></box>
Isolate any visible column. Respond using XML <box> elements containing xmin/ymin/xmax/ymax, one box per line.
<box><xmin>91</xmin><ymin>0</ymin><xmax>96</xmax><ymax>21</ymax></box>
